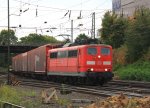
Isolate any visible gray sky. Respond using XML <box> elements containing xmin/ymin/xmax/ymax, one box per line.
<box><xmin>0</xmin><ymin>0</ymin><xmax>112</xmax><ymax>40</ymax></box>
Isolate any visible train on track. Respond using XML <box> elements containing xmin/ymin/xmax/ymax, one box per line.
<box><xmin>11</xmin><ymin>43</ymin><xmax>113</xmax><ymax>85</ymax></box>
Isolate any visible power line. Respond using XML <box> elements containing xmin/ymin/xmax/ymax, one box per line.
<box><xmin>12</xmin><ymin>0</ymin><xmax>110</xmax><ymax>11</ymax></box>
<box><xmin>0</xmin><ymin>10</ymin><xmax>108</xmax><ymax>32</ymax></box>
<box><xmin>0</xmin><ymin>0</ymin><xmax>112</xmax><ymax>38</ymax></box>
<box><xmin>95</xmin><ymin>0</ymin><xmax>110</xmax><ymax>10</ymax></box>
<box><xmin>68</xmin><ymin>0</ymin><xmax>93</xmax><ymax>9</ymax></box>
<box><xmin>0</xmin><ymin>0</ymin><xmax>111</xmax><ymax>24</ymax></box>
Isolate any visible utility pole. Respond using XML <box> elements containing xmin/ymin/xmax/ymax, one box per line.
<box><xmin>71</xmin><ymin>20</ymin><xmax>73</xmax><ymax>43</ymax></box>
<box><xmin>91</xmin><ymin>12</ymin><xmax>95</xmax><ymax>39</ymax></box>
<box><xmin>7</xmin><ymin>0</ymin><xmax>10</xmax><ymax>84</ymax></box>
<box><xmin>121</xmin><ymin>8</ymin><xmax>124</xmax><ymax>17</ymax></box>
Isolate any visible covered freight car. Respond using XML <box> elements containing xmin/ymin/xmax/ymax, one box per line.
<box><xmin>12</xmin><ymin>44</ymin><xmax>54</xmax><ymax>75</ymax></box>
<box><xmin>12</xmin><ymin>52</ymin><xmax>27</xmax><ymax>72</ymax></box>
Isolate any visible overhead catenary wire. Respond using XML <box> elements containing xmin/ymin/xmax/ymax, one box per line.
<box><xmin>0</xmin><ymin>11</ymin><xmax>107</xmax><ymax>38</ymax></box>
<box><xmin>12</xmin><ymin>0</ymin><xmax>111</xmax><ymax>12</ymax></box>
<box><xmin>0</xmin><ymin>0</ymin><xmax>113</xmax><ymax>38</ymax></box>
<box><xmin>0</xmin><ymin>0</ymin><xmax>111</xmax><ymax>24</ymax></box>
<box><xmin>0</xmin><ymin>2</ymin><xmax>110</xmax><ymax>28</ymax></box>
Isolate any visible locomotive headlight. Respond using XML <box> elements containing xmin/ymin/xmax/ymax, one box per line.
<box><xmin>91</xmin><ymin>68</ymin><xmax>94</xmax><ymax>71</ymax></box>
<box><xmin>105</xmin><ymin>68</ymin><xmax>108</xmax><ymax>71</ymax></box>
<box><xmin>98</xmin><ymin>55</ymin><xmax>101</xmax><ymax>58</ymax></box>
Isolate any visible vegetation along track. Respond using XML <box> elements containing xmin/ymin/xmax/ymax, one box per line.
<box><xmin>12</xmin><ymin>76</ymin><xmax>150</xmax><ymax>98</ymax></box>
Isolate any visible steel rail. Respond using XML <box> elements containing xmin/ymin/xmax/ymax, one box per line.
<box><xmin>109</xmin><ymin>80</ymin><xmax>150</xmax><ymax>88</ymax></box>
<box><xmin>15</xmin><ymin>78</ymin><xmax>148</xmax><ymax>98</ymax></box>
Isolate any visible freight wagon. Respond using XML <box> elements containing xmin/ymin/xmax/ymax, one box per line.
<box><xmin>12</xmin><ymin>44</ymin><xmax>53</xmax><ymax>76</ymax></box>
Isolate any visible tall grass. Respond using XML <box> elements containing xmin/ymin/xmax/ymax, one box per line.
<box><xmin>115</xmin><ymin>61</ymin><xmax>150</xmax><ymax>81</ymax></box>
<box><xmin>0</xmin><ymin>85</ymin><xmax>21</xmax><ymax>104</ymax></box>
<box><xmin>0</xmin><ymin>85</ymin><xmax>39</xmax><ymax>107</ymax></box>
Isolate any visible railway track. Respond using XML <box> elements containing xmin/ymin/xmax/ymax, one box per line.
<box><xmin>0</xmin><ymin>74</ymin><xmax>7</xmax><ymax>78</ymax></box>
<box><xmin>0</xmin><ymin>73</ymin><xmax>7</xmax><ymax>85</ymax></box>
<box><xmin>0</xmin><ymin>72</ymin><xmax>7</xmax><ymax>76</ymax></box>
<box><xmin>12</xmin><ymin>76</ymin><xmax>150</xmax><ymax>98</ymax></box>
<box><xmin>108</xmin><ymin>80</ymin><xmax>150</xmax><ymax>88</ymax></box>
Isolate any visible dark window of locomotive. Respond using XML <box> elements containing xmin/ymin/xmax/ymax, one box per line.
<box><xmin>87</xmin><ymin>48</ymin><xmax>97</xmax><ymax>55</ymax></box>
<box><xmin>101</xmin><ymin>48</ymin><xmax>110</xmax><ymax>55</ymax></box>
<box><xmin>50</xmin><ymin>52</ymin><xmax>57</xmax><ymax>58</ymax></box>
<box><xmin>68</xmin><ymin>50</ymin><xmax>77</xmax><ymax>57</ymax></box>
<box><xmin>57</xmin><ymin>51</ymin><xmax>68</xmax><ymax>58</ymax></box>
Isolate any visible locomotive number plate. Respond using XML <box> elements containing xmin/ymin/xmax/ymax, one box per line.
<box><xmin>87</xmin><ymin>61</ymin><xmax>95</xmax><ymax>65</ymax></box>
<box><xmin>103</xmin><ymin>61</ymin><xmax>111</xmax><ymax>65</ymax></box>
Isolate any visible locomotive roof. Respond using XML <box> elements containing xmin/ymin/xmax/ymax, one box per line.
<box><xmin>49</xmin><ymin>44</ymin><xmax>112</xmax><ymax>52</ymax></box>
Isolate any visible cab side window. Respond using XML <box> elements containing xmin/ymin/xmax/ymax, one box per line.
<box><xmin>50</xmin><ymin>52</ymin><xmax>57</xmax><ymax>58</ymax></box>
<box><xmin>68</xmin><ymin>50</ymin><xmax>77</xmax><ymax>57</ymax></box>
<box><xmin>57</xmin><ymin>51</ymin><xmax>68</xmax><ymax>58</ymax></box>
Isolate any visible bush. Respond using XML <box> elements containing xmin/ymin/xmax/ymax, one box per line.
<box><xmin>113</xmin><ymin>45</ymin><xmax>127</xmax><ymax>66</ymax></box>
<box><xmin>143</xmin><ymin>47</ymin><xmax>150</xmax><ymax>61</ymax></box>
<box><xmin>125</xmin><ymin>8</ymin><xmax>150</xmax><ymax>63</ymax></box>
<box><xmin>115</xmin><ymin>61</ymin><xmax>150</xmax><ymax>81</ymax></box>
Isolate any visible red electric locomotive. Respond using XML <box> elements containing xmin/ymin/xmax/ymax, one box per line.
<box><xmin>47</xmin><ymin>44</ymin><xmax>113</xmax><ymax>84</ymax></box>
<box><xmin>12</xmin><ymin>44</ymin><xmax>113</xmax><ymax>85</ymax></box>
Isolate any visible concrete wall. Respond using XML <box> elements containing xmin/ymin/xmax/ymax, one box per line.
<box><xmin>112</xmin><ymin>0</ymin><xmax>150</xmax><ymax>17</ymax></box>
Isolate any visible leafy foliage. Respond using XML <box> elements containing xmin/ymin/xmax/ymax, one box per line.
<box><xmin>143</xmin><ymin>47</ymin><xmax>150</xmax><ymax>61</ymax></box>
<box><xmin>101</xmin><ymin>11</ymin><xmax>127</xmax><ymax>48</ymax></box>
<box><xmin>0</xmin><ymin>29</ymin><xmax>18</xmax><ymax>45</ymax></box>
<box><xmin>74</xmin><ymin>33</ymin><xmax>99</xmax><ymax>45</ymax></box>
<box><xmin>0</xmin><ymin>29</ymin><xmax>18</xmax><ymax>67</ymax></box>
<box><xmin>101</xmin><ymin>9</ymin><xmax>150</xmax><ymax>81</ymax></box>
<box><xmin>74</xmin><ymin>33</ymin><xmax>89</xmax><ymax>44</ymax></box>
<box><xmin>113</xmin><ymin>45</ymin><xmax>127</xmax><ymax>66</ymax></box>
<box><xmin>19</xmin><ymin>33</ymin><xmax>60</xmax><ymax>45</ymax></box>
<box><xmin>125</xmin><ymin>8</ymin><xmax>150</xmax><ymax>62</ymax></box>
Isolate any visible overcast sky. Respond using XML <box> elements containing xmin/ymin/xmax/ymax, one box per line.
<box><xmin>0</xmin><ymin>0</ymin><xmax>112</xmax><ymax>41</ymax></box>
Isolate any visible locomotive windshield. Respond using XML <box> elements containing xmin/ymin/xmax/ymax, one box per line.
<box><xmin>101</xmin><ymin>48</ymin><xmax>110</xmax><ymax>55</ymax></box>
<box><xmin>87</xmin><ymin>47</ymin><xmax>97</xmax><ymax>55</ymax></box>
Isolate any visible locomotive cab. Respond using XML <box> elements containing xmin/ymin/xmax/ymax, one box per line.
<box><xmin>79</xmin><ymin>44</ymin><xmax>113</xmax><ymax>83</ymax></box>
<box><xmin>86</xmin><ymin>45</ymin><xmax>112</xmax><ymax>72</ymax></box>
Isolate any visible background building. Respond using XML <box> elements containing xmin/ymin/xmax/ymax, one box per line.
<box><xmin>112</xmin><ymin>0</ymin><xmax>150</xmax><ymax>17</ymax></box>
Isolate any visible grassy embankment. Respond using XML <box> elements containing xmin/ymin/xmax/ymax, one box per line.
<box><xmin>0</xmin><ymin>85</ymin><xmax>71</xmax><ymax>108</ymax></box>
<box><xmin>0</xmin><ymin>85</ymin><xmax>40</xmax><ymax>108</ymax></box>
<box><xmin>115</xmin><ymin>61</ymin><xmax>150</xmax><ymax>81</ymax></box>
<box><xmin>113</xmin><ymin>46</ymin><xmax>150</xmax><ymax>82</ymax></box>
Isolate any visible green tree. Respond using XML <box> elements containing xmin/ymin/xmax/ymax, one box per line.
<box><xmin>125</xmin><ymin>8</ymin><xmax>150</xmax><ymax>62</ymax></box>
<box><xmin>0</xmin><ymin>29</ymin><xmax>18</xmax><ymax>45</ymax></box>
<box><xmin>0</xmin><ymin>29</ymin><xmax>18</xmax><ymax>67</ymax></box>
<box><xmin>19</xmin><ymin>33</ymin><xmax>60</xmax><ymax>45</ymax></box>
<box><xmin>74</xmin><ymin>33</ymin><xmax>89</xmax><ymax>44</ymax></box>
<box><xmin>75</xmin><ymin>33</ymin><xmax>89</xmax><ymax>40</ymax></box>
<box><xmin>101</xmin><ymin>11</ymin><xmax>127</xmax><ymax>48</ymax></box>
